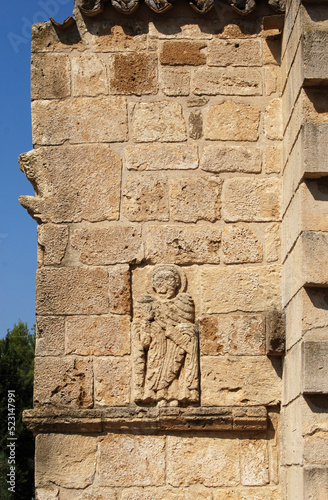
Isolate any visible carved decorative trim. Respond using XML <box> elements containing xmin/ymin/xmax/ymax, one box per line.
<box><xmin>23</xmin><ymin>406</ymin><xmax>268</xmax><ymax>434</ymax></box>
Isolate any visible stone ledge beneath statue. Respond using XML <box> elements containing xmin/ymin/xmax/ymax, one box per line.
<box><xmin>23</xmin><ymin>405</ymin><xmax>268</xmax><ymax>434</ymax></box>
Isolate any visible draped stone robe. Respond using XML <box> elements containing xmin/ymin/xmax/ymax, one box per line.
<box><xmin>132</xmin><ymin>292</ymin><xmax>199</xmax><ymax>405</ymax></box>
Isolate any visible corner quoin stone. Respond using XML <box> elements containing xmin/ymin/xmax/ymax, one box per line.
<box><xmin>35</xmin><ymin>434</ymin><xmax>97</xmax><ymax>489</ymax></box>
<box><xmin>19</xmin><ymin>145</ymin><xmax>122</xmax><ymax>223</ymax></box>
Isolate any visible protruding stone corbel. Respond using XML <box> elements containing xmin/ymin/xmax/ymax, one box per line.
<box><xmin>266</xmin><ymin>309</ymin><xmax>286</xmax><ymax>356</ymax></box>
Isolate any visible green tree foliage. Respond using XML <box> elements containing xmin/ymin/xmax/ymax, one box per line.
<box><xmin>0</xmin><ymin>322</ymin><xmax>35</xmax><ymax>500</ymax></box>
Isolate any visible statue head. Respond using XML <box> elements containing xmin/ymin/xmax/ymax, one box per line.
<box><xmin>151</xmin><ymin>266</ymin><xmax>181</xmax><ymax>300</ymax></box>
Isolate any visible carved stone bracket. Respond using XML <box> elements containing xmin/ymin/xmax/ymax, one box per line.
<box><xmin>23</xmin><ymin>406</ymin><xmax>268</xmax><ymax>435</ymax></box>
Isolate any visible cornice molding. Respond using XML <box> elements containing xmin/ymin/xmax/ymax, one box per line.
<box><xmin>23</xmin><ymin>406</ymin><xmax>269</xmax><ymax>435</ymax></box>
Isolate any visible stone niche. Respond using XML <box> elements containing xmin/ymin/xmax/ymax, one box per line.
<box><xmin>21</xmin><ymin>0</ymin><xmax>287</xmax><ymax>498</ymax></box>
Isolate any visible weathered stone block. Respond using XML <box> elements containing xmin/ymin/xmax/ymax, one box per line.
<box><xmin>144</xmin><ymin>225</ymin><xmax>221</xmax><ymax>265</ymax></box>
<box><xmin>170</xmin><ymin>177</ymin><xmax>222</xmax><ymax>222</ymax></box>
<box><xmin>19</xmin><ymin>145</ymin><xmax>122</xmax><ymax>223</ymax></box>
<box><xmin>222</xmin><ymin>225</ymin><xmax>263</xmax><ymax>264</ymax></box>
<box><xmin>204</xmin><ymin>101</ymin><xmax>260</xmax><ymax>141</ymax></box>
<box><xmin>300</xmin><ymin>287</ymin><xmax>328</xmax><ymax>335</ymax></box>
<box><xmin>94</xmin><ymin>357</ymin><xmax>130</xmax><ymax>406</ymax></box>
<box><xmin>160</xmin><ymin>68</ymin><xmax>190</xmax><ymax>96</ymax></box>
<box><xmin>193</xmin><ymin>68</ymin><xmax>262</xmax><ymax>96</ymax></box>
<box><xmin>214</xmin><ymin>18</ymin><xmax>262</xmax><ymax>39</ymax></box>
<box><xmin>122</xmin><ymin>175</ymin><xmax>169</xmax><ymax>221</ymax></box>
<box><xmin>31</xmin><ymin>21</ymin><xmax>84</xmax><ymax>53</ymax></box>
<box><xmin>123</xmin><ymin>486</ymin><xmax>213</xmax><ymax>500</ymax></box>
<box><xmin>70</xmin><ymin>226</ymin><xmax>143</xmax><ymax>265</ymax></box>
<box><xmin>31</xmin><ymin>54</ymin><xmax>70</xmax><ymax>100</ymax></box>
<box><xmin>199</xmin><ymin>314</ymin><xmax>265</xmax><ymax>355</ymax></box>
<box><xmin>200</xmin><ymin>145</ymin><xmax>262</xmax><ymax>174</ymax></box>
<box><xmin>213</xmin><ymin>488</ymin><xmax>281</xmax><ymax>499</ymax></box>
<box><xmin>264</xmin><ymin>144</ymin><xmax>281</xmax><ymax>174</ymax></box>
<box><xmin>166</xmin><ymin>436</ymin><xmax>240</xmax><ymax>487</ymax></box>
<box><xmin>283</xmin><ymin>124</ymin><xmax>328</xmax><ymax>212</ymax></box>
<box><xmin>282</xmin><ymin>342</ymin><xmax>302</xmax><ymax>405</ymax></box>
<box><xmin>265</xmin><ymin>66</ymin><xmax>279</xmax><ymax>96</ymax></box>
<box><xmin>207</xmin><ymin>39</ymin><xmax>262</xmax><ymax>66</ymax></box>
<box><xmin>201</xmin><ymin>265</ymin><xmax>281</xmax><ymax>314</ymax></box>
<box><xmin>303</xmin><ymin>29</ymin><xmax>328</xmax><ymax>84</ymax></box>
<box><xmin>303</xmin><ymin>340</ymin><xmax>328</xmax><ymax>394</ymax></box>
<box><xmin>265</xmin><ymin>223</ymin><xmax>281</xmax><ymax>263</ymax></box>
<box><xmin>32</xmin><ymin>96</ymin><xmax>128</xmax><ymax>145</ymax></box>
<box><xmin>133</xmin><ymin>102</ymin><xmax>186</xmax><ymax>142</ymax></box>
<box><xmin>125</xmin><ymin>144</ymin><xmax>198</xmax><ymax>171</ymax></box>
<box><xmin>281</xmin><ymin>398</ymin><xmax>303</xmax><ymax>466</ymax></box>
<box><xmin>240</xmin><ymin>440</ymin><xmax>269</xmax><ymax>486</ymax></box>
<box><xmin>263</xmin><ymin>38</ymin><xmax>281</xmax><ymax>66</ymax></box>
<box><xmin>108</xmin><ymin>265</ymin><xmax>131</xmax><ymax>315</ymax></box>
<box><xmin>72</xmin><ymin>54</ymin><xmax>108</xmax><ymax>97</ymax></box>
<box><xmin>35</xmin><ymin>434</ymin><xmax>97</xmax><ymax>488</ymax></box>
<box><xmin>99</xmin><ymin>434</ymin><xmax>165</xmax><ymax>486</ymax></box>
<box><xmin>36</xmin><ymin>267</ymin><xmax>109</xmax><ymax>315</ymax></box>
<box><xmin>264</xmin><ymin>98</ymin><xmax>283</xmax><ymax>140</ymax></box>
<box><xmin>304</xmin><ymin>431</ymin><xmax>328</xmax><ymax>466</ymax></box>
<box><xmin>303</xmin><ymin>88</ymin><xmax>328</xmax><ymax>126</ymax></box>
<box><xmin>37</xmin><ymin>224</ymin><xmax>68</xmax><ymax>266</ymax></box>
<box><xmin>222</xmin><ymin>178</ymin><xmax>281</xmax><ymax>222</ymax></box>
<box><xmin>160</xmin><ymin>41</ymin><xmax>206</xmax><ymax>65</ymax></box>
<box><xmin>189</xmin><ymin>110</ymin><xmax>203</xmax><ymax>139</ymax></box>
<box><xmin>59</xmin><ymin>487</ymin><xmax>118</xmax><ymax>500</ymax></box>
<box><xmin>201</xmin><ymin>356</ymin><xmax>281</xmax><ymax>406</ymax></box>
<box><xmin>34</xmin><ymin>357</ymin><xmax>93</xmax><ymax>408</ymax></box>
<box><xmin>283</xmin><ymin>232</ymin><xmax>328</xmax><ymax>305</ymax></box>
<box><xmin>285</xmin><ymin>466</ymin><xmax>304</xmax><ymax>500</ymax></box>
<box><xmin>149</xmin><ymin>19</ymin><xmax>213</xmax><ymax>39</ymax></box>
<box><xmin>84</xmin><ymin>20</ymin><xmax>147</xmax><ymax>52</ymax></box>
<box><xmin>35</xmin><ymin>316</ymin><xmax>65</xmax><ymax>357</ymax></box>
<box><xmin>110</xmin><ymin>53</ymin><xmax>157</xmax><ymax>95</ymax></box>
<box><xmin>35</xmin><ymin>488</ymin><xmax>59</xmax><ymax>500</ymax></box>
<box><xmin>66</xmin><ymin>315</ymin><xmax>130</xmax><ymax>356</ymax></box>
<box><xmin>302</xmin><ymin>123</ymin><xmax>328</xmax><ymax>177</ymax></box>
<box><xmin>283</xmin><ymin>180</ymin><xmax>328</xmax><ymax>258</ymax></box>
<box><xmin>304</xmin><ymin>467</ymin><xmax>328</xmax><ymax>500</ymax></box>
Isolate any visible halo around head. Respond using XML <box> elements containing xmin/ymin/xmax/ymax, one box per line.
<box><xmin>148</xmin><ymin>265</ymin><xmax>187</xmax><ymax>294</ymax></box>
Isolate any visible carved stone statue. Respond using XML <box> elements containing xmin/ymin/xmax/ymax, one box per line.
<box><xmin>131</xmin><ymin>265</ymin><xmax>199</xmax><ymax>406</ymax></box>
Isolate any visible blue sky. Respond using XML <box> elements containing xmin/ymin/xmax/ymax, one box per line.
<box><xmin>0</xmin><ymin>0</ymin><xmax>73</xmax><ymax>337</ymax></box>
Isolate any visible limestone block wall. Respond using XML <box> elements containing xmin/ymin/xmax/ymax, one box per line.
<box><xmin>20</xmin><ymin>1</ymin><xmax>288</xmax><ymax>498</ymax></box>
<box><xmin>281</xmin><ymin>0</ymin><xmax>328</xmax><ymax>498</ymax></box>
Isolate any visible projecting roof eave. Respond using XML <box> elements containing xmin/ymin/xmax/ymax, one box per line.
<box><xmin>51</xmin><ymin>0</ymin><xmax>286</xmax><ymax>29</ymax></box>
